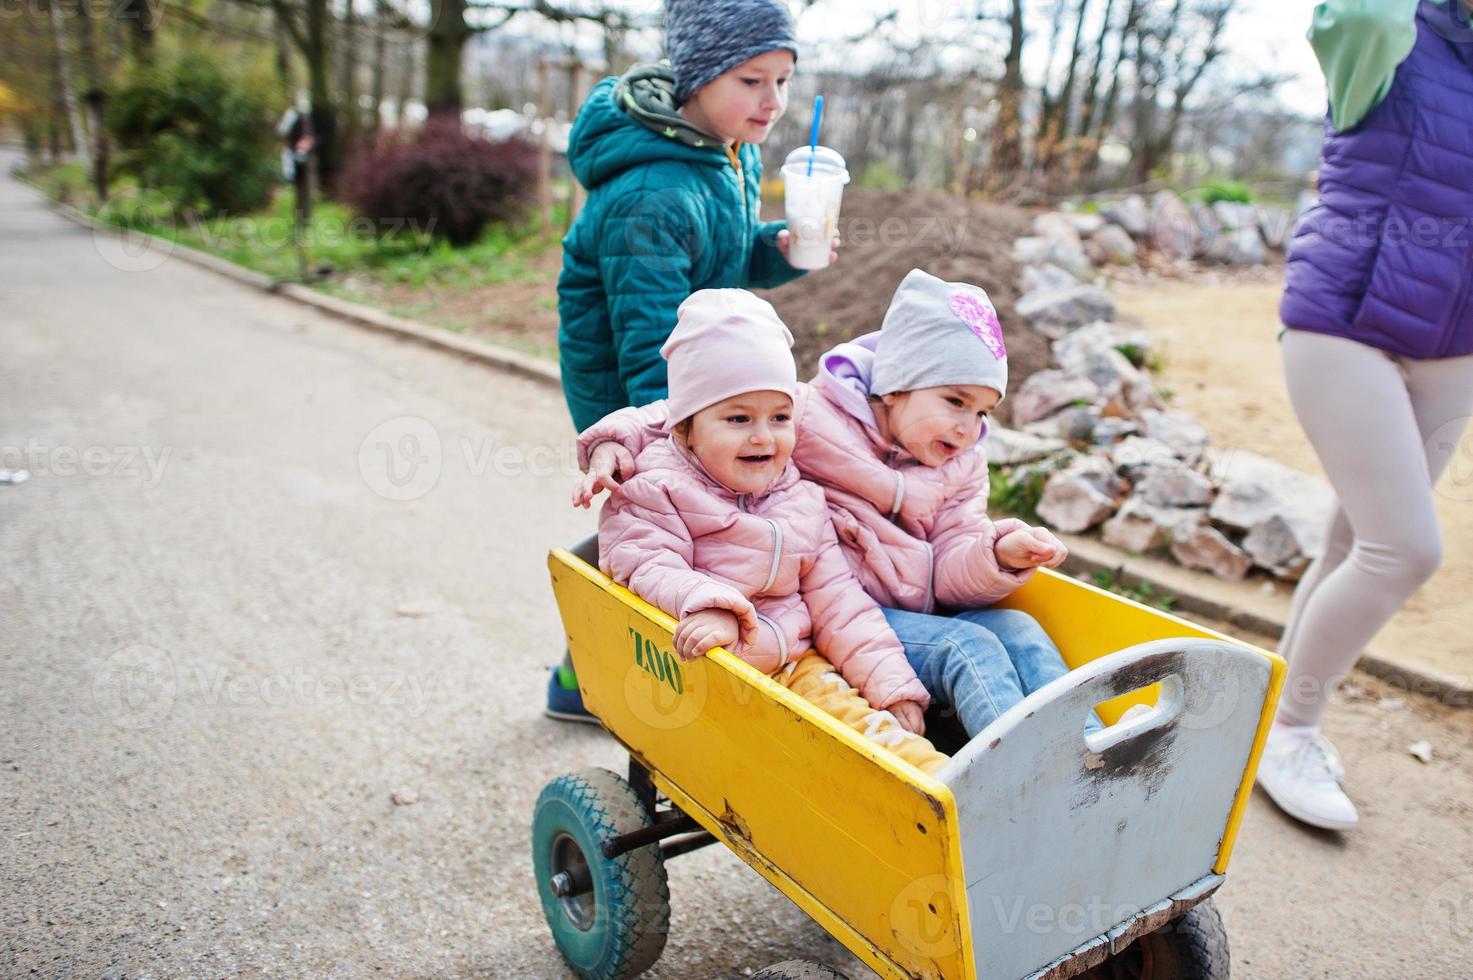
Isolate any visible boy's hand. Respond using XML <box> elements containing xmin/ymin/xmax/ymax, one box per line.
<box><xmin>673</xmin><ymin>609</ymin><xmax>740</xmax><ymax>661</ymax></box>
<box><xmin>890</xmin><ymin>700</ymin><xmax>926</xmax><ymax>736</ymax></box>
<box><xmin>572</xmin><ymin>442</ymin><xmax>635</xmax><ymax>508</ymax></box>
<box><xmin>995</xmin><ymin>525</ymin><xmax>1069</xmax><ymax>571</ymax></box>
<box><xmin>776</xmin><ymin>229</ymin><xmax>842</xmax><ymax>267</ymax></box>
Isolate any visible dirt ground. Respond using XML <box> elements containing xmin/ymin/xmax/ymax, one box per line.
<box><xmin>1113</xmin><ymin>272</ymin><xmax>1473</xmax><ymax>684</ymax></box>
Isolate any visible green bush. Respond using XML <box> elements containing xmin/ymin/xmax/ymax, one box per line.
<box><xmin>1200</xmin><ymin>180</ymin><xmax>1253</xmax><ymax>206</ymax></box>
<box><xmin>853</xmin><ymin>159</ymin><xmax>906</xmax><ymax>192</ymax></box>
<box><xmin>107</xmin><ymin>54</ymin><xmax>277</xmax><ymax>215</ymax></box>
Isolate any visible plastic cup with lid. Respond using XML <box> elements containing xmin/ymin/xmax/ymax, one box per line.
<box><xmin>780</xmin><ymin>145</ymin><xmax>850</xmax><ymax>270</ymax></box>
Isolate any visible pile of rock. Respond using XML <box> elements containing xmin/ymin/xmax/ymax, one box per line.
<box><xmin>992</xmin><ymin>199</ymin><xmax>1333</xmax><ymax>582</ymax></box>
<box><xmin>1015</xmin><ymin>192</ymin><xmax>1294</xmax><ymax>282</ymax></box>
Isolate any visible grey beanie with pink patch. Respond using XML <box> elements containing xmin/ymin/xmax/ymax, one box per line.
<box><xmin>871</xmin><ymin>269</ymin><xmax>1009</xmax><ymax>399</ymax></box>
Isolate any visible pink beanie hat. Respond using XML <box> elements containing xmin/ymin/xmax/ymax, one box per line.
<box><xmin>662</xmin><ymin>289</ymin><xmax>798</xmax><ymax>424</ymax></box>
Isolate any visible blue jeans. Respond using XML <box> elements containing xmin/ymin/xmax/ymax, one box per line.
<box><xmin>882</xmin><ymin>606</ymin><xmax>1102</xmax><ymax>738</ymax></box>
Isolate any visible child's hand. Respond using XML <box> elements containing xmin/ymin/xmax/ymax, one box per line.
<box><xmin>776</xmin><ymin>229</ymin><xmax>842</xmax><ymax>267</ymax></box>
<box><xmin>995</xmin><ymin>526</ymin><xmax>1070</xmax><ymax>571</ymax></box>
<box><xmin>889</xmin><ymin>700</ymin><xmax>926</xmax><ymax>736</ymax></box>
<box><xmin>572</xmin><ymin>442</ymin><xmax>636</xmax><ymax>508</ymax></box>
<box><xmin>673</xmin><ymin>609</ymin><xmax>740</xmax><ymax>661</ymax></box>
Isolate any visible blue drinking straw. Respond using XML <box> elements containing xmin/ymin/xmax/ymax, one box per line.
<box><xmin>807</xmin><ymin>95</ymin><xmax>824</xmax><ymax>176</ymax></box>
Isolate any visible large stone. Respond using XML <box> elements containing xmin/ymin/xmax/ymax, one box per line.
<box><xmin>1091</xmin><ymin>417</ymin><xmax>1141</xmax><ymax>446</ymax></box>
<box><xmin>984</xmin><ymin>427</ymin><xmax>1071</xmax><ymax>466</ymax></box>
<box><xmin>1034</xmin><ymin>212</ymin><xmax>1086</xmax><ymax>249</ymax></box>
<box><xmin>1078</xmin><ymin>347</ymin><xmax>1145</xmax><ymax>398</ymax></box>
<box><xmin>1149</xmin><ymin>192</ymin><xmax>1201</xmax><ymax>259</ymax></box>
<box><xmin>1111</xmin><ymin>436</ymin><xmax>1181</xmax><ymax>473</ymax></box>
<box><xmin>1053</xmin><ymin>322</ymin><xmax>1154</xmax><ymax>374</ymax></box>
<box><xmin>1052</xmin><ymin>210</ymin><xmax>1107</xmax><ymax>236</ymax></box>
<box><xmin>1209</xmin><ymin>450</ymin><xmax>1335</xmax><ymax>563</ymax></box>
<box><xmin>1010</xmin><ymin>370</ymin><xmax>1103</xmax><ymax>426</ymax></box>
<box><xmin>1243</xmin><ymin>514</ymin><xmax>1312</xmax><ymax>579</ymax></box>
<box><xmin>1171</xmin><ymin>523</ymin><xmax>1253</xmax><ymax>581</ymax></box>
<box><xmin>1016</xmin><ymin>285</ymin><xmax>1117</xmax><ymax>338</ymax></box>
<box><xmin>1014</xmin><ymin>234</ymin><xmax>1093</xmax><ymax>279</ymax></box>
<box><xmin>1037</xmin><ymin>460</ymin><xmax>1126</xmax><ymax>533</ymax></box>
<box><xmin>1020</xmin><ymin>262</ymin><xmax>1080</xmax><ymax>295</ymax></box>
<box><xmin>1102</xmin><ymin>498</ymin><xmax>1205</xmax><ymax>553</ymax></box>
<box><xmin>1100</xmin><ymin>195</ymin><xmax>1150</xmax><ymax>237</ymax></box>
<box><xmin>1023</xmin><ymin>405</ymin><xmax>1102</xmax><ymax>442</ymax></box>
<box><xmin>1140</xmin><ymin>409</ymin><xmax>1211</xmax><ymax>454</ymax></box>
<box><xmin>1013</xmin><ymin>236</ymin><xmax>1052</xmax><ymax>265</ymax></box>
<box><xmin>1204</xmin><ymin>226</ymin><xmax>1267</xmax><ymax>266</ymax></box>
<box><xmin>1135</xmin><ymin>461</ymin><xmax>1216</xmax><ymax>508</ymax></box>
<box><xmin>1087</xmin><ymin>224</ymin><xmax>1139</xmax><ymax>265</ymax></box>
<box><xmin>1212</xmin><ymin>201</ymin><xmax>1259</xmax><ymax>231</ymax></box>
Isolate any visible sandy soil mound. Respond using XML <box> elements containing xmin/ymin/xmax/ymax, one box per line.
<box><xmin>761</xmin><ymin>188</ymin><xmax>1042</xmax><ymax>425</ymax></box>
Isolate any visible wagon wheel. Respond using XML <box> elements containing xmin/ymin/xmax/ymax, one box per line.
<box><xmin>532</xmin><ymin>768</ymin><xmax>670</xmax><ymax>980</ymax></box>
<box><xmin>1081</xmin><ymin>899</ymin><xmax>1229</xmax><ymax>980</ymax></box>
<box><xmin>750</xmin><ymin>961</ymin><xmax>852</xmax><ymax>980</ymax></box>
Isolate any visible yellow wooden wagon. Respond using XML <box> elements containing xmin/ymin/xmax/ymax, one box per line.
<box><xmin>534</xmin><ymin>546</ymin><xmax>1284</xmax><ymax>980</ymax></box>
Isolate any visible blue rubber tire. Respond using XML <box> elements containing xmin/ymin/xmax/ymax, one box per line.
<box><xmin>532</xmin><ymin>768</ymin><xmax>670</xmax><ymax>979</ymax></box>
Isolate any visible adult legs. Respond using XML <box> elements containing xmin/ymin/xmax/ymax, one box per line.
<box><xmin>1276</xmin><ymin>332</ymin><xmax>1473</xmax><ymax>727</ymax></box>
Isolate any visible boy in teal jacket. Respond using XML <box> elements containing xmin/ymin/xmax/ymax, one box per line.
<box><xmin>557</xmin><ymin>0</ymin><xmax>819</xmax><ymax>432</ymax></box>
<box><xmin>550</xmin><ymin>0</ymin><xmax>832</xmax><ymax>718</ymax></box>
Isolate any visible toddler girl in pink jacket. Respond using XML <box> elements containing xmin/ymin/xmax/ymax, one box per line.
<box><xmin>578</xmin><ymin>269</ymin><xmax>1092</xmax><ymax>741</ymax></box>
<box><xmin>597</xmin><ymin>288</ymin><xmax>949</xmax><ymax>774</ymax></box>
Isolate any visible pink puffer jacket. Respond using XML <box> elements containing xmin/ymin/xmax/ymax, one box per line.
<box><xmin>599</xmin><ymin>436</ymin><xmax>929</xmax><ymax>710</ymax></box>
<box><xmin>581</xmin><ymin>334</ymin><xmax>1035</xmax><ymax>614</ymax></box>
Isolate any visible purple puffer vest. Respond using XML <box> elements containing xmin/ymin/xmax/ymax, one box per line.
<box><xmin>1281</xmin><ymin>0</ymin><xmax>1473</xmax><ymax>360</ymax></box>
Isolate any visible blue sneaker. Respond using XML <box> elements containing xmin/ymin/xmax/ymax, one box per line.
<box><xmin>545</xmin><ymin>665</ymin><xmax>600</xmax><ymax>724</ymax></box>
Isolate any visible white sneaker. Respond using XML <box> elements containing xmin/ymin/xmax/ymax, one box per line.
<box><xmin>1256</xmin><ymin>725</ymin><xmax>1359</xmax><ymax>830</ymax></box>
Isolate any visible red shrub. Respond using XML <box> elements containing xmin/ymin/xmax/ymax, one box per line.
<box><xmin>341</xmin><ymin>120</ymin><xmax>537</xmax><ymax>246</ymax></box>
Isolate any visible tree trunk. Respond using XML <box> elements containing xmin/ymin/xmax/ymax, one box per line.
<box><xmin>338</xmin><ymin>0</ymin><xmax>360</xmax><ymax>149</ymax></box>
<box><xmin>48</xmin><ymin>0</ymin><xmax>90</xmax><ymax>170</ymax></box>
<box><xmin>304</xmin><ymin>0</ymin><xmax>340</xmax><ymax>188</ymax></box>
<box><xmin>77</xmin><ymin>0</ymin><xmax>110</xmax><ymax>202</ymax></box>
<box><xmin>275</xmin><ymin>8</ymin><xmax>295</xmax><ymax>98</ymax></box>
<box><xmin>988</xmin><ymin>0</ymin><xmax>1027</xmax><ymax>188</ymax></box>
<box><xmin>1089</xmin><ymin>0</ymin><xmax>1138</xmax><ymax>176</ymax></box>
<box><xmin>398</xmin><ymin>30</ymin><xmax>416</xmax><ymax>125</ymax></box>
<box><xmin>370</xmin><ymin>0</ymin><xmax>387</xmax><ymax>133</ymax></box>
<box><xmin>118</xmin><ymin>0</ymin><xmax>157</xmax><ymax>63</ymax></box>
<box><xmin>1078</xmin><ymin>0</ymin><xmax>1116</xmax><ymax>141</ymax></box>
<box><xmin>425</xmin><ymin>0</ymin><xmax>467</xmax><ymax>120</ymax></box>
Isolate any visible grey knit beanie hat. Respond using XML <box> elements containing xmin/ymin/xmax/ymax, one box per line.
<box><xmin>665</xmin><ymin>0</ymin><xmax>799</xmax><ymax>105</ymax></box>
<box><xmin>872</xmin><ymin>269</ymin><xmax>1009</xmax><ymax>398</ymax></box>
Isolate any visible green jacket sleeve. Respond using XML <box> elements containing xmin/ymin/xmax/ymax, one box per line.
<box><xmin>747</xmin><ymin>219</ymin><xmax>807</xmax><ymax>290</ymax></box>
<box><xmin>1309</xmin><ymin>0</ymin><xmax>1422</xmax><ymax>131</ymax></box>
<box><xmin>598</xmin><ymin>189</ymin><xmax>701</xmax><ymax>407</ymax></box>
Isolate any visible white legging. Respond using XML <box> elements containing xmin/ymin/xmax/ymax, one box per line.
<box><xmin>1276</xmin><ymin>330</ymin><xmax>1473</xmax><ymax>726</ymax></box>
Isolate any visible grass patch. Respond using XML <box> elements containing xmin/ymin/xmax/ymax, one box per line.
<box><xmin>26</xmin><ymin>161</ymin><xmax>564</xmax><ymax>292</ymax></box>
<box><xmin>1090</xmin><ymin>569</ymin><xmax>1177</xmax><ymax>613</ymax></box>
<box><xmin>988</xmin><ymin>464</ymin><xmax>1047</xmax><ymax>524</ymax></box>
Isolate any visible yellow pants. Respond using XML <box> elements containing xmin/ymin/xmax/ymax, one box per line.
<box><xmin>773</xmin><ymin>653</ymin><xmax>950</xmax><ymax>775</ymax></box>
